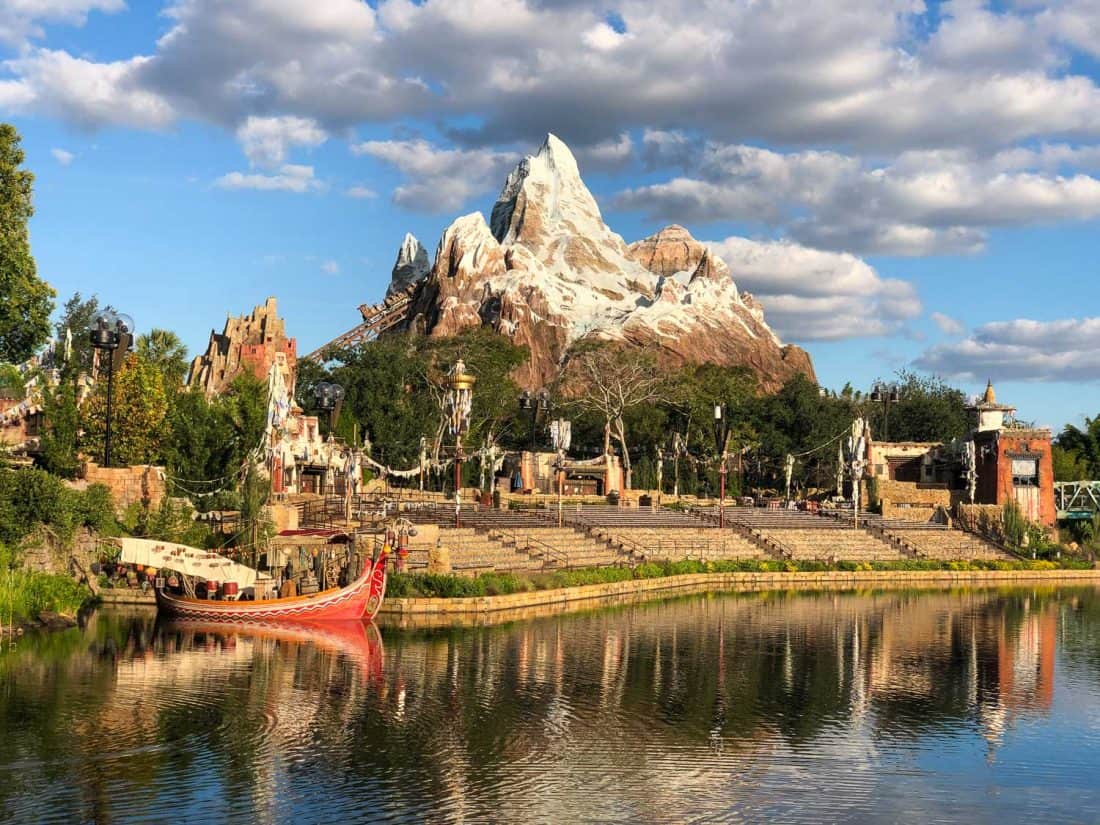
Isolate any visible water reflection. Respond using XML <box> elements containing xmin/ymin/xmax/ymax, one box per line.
<box><xmin>3</xmin><ymin>588</ymin><xmax>1100</xmax><ymax>823</ymax></box>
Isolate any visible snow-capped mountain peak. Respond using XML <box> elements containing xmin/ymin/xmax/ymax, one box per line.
<box><xmin>393</xmin><ymin>134</ymin><xmax>814</xmax><ymax>390</ymax></box>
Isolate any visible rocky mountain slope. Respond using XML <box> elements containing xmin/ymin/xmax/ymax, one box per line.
<box><xmin>388</xmin><ymin>134</ymin><xmax>814</xmax><ymax>391</ymax></box>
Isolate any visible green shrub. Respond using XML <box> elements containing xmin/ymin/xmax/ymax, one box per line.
<box><xmin>0</xmin><ymin>469</ymin><xmax>119</xmax><ymax>545</ymax></box>
<box><xmin>0</xmin><ymin>566</ymin><xmax>89</xmax><ymax>624</ymax></box>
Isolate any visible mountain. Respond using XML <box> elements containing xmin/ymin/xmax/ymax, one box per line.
<box><xmin>390</xmin><ymin>134</ymin><xmax>814</xmax><ymax>391</ymax></box>
<box><xmin>388</xmin><ymin>233</ymin><xmax>430</xmax><ymax>296</ymax></box>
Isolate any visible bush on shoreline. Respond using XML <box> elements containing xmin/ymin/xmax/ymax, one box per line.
<box><xmin>385</xmin><ymin>556</ymin><xmax>1087</xmax><ymax>599</ymax></box>
<box><xmin>0</xmin><ymin>565</ymin><xmax>88</xmax><ymax>625</ymax></box>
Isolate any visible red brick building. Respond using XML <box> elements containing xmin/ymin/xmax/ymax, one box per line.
<box><xmin>969</xmin><ymin>382</ymin><xmax>1056</xmax><ymax>526</ymax></box>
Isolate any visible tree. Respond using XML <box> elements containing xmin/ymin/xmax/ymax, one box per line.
<box><xmin>561</xmin><ymin>342</ymin><xmax>664</xmax><ymax>489</ymax></box>
<box><xmin>161</xmin><ymin>373</ymin><xmax>268</xmax><ymax>488</ymax></box>
<box><xmin>1058</xmin><ymin>417</ymin><xmax>1100</xmax><ymax>478</ymax></box>
<box><xmin>1052</xmin><ymin>445</ymin><xmax>1090</xmax><ymax>482</ymax></box>
<box><xmin>137</xmin><ymin>328</ymin><xmax>189</xmax><ymax>388</ymax></box>
<box><xmin>0</xmin><ymin>363</ymin><xmax>22</xmax><ymax>396</ymax></box>
<box><xmin>869</xmin><ymin>371</ymin><xmax>969</xmax><ymax>444</ymax></box>
<box><xmin>38</xmin><ymin>381</ymin><xmax>81</xmax><ymax>478</ymax></box>
<box><xmin>0</xmin><ymin>124</ymin><xmax>54</xmax><ymax>364</ymax></box>
<box><xmin>80</xmin><ymin>353</ymin><xmax>169</xmax><ymax>466</ymax></box>
<box><xmin>54</xmin><ymin>292</ymin><xmax>111</xmax><ymax>377</ymax></box>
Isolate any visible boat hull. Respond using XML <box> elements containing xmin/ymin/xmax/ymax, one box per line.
<box><xmin>155</xmin><ymin>553</ymin><xmax>388</xmax><ymax>622</ymax></box>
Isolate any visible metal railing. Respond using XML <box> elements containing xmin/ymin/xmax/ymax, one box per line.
<box><xmin>501</xmin><ymin>530</ymin><xmax>571</xmax><ymax>569</ymax></box>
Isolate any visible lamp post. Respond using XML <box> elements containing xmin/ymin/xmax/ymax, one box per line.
<box><xmin>870</xmin><ymin>382</ymin><xmax>902</xmax><ymax>443</ymax></box>
<box><xmin>713</xmin><ymin>404</ymin><xmax>731</xmax><ymax>528</ymax></box>
<box><xmin>314</xmin><ymin>381</ymin><xmax>345</xmax><ymax>430</ymax></box>
<box><xmin>314</xmin><ymin>381</ymin><xmax>345</xmax><ymax>498</ymax></box>
<box><xmin>88</xmin><ymin>311</ymin><xmax>134</xmax><ymax>467</ymax></box>
<box><xmin>518</xmin><ymin>388</ymin><xmax>551</xmax><ymax>452</ymax></box>
<box><xmin>448</xmin><ymin>360</ymin><xmax>476</xmax><ymax>528</ymax></box>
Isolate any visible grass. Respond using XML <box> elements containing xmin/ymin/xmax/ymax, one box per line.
<box><xmin>0</xmin><ymin>568</ymin><xmax>89</xmax><ymax>627</ymax></box>
<box><xmin>385</xmin><ymin>556</ymin><xmax>1088</xmax><ymax>599</ymax></box>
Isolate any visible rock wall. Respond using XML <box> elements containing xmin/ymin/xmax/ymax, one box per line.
<box><xmin>83</xmin><ymin>463</ymin><xmax>166</xmax><ymax>515</ymax></box>
<box><xmin>188</xmin><ymin>296</ymin><xmax>296</xmax><ymax>396</ymax></box>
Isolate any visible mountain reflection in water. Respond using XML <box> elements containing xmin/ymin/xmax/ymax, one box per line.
<box><xmin>3</xmin><ymin>587</ymin><xmax>1100</xmax><ymax>823</ymax></box>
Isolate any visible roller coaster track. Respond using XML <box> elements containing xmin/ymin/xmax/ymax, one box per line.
<box><xmin>300</xmin><ymin>287</ymin><xmax>416</xmax><ymax>363</ymax></box>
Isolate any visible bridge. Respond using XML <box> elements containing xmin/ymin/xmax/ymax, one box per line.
<box><xmin>299</xmin><ymin>286</ymin><xmax>416</xmax><ymax>363</ymax></box>
<box><xmin>1055</xmin><ymin>481</ymin><xmax>1100</xmax><ymax>520</ymax></box>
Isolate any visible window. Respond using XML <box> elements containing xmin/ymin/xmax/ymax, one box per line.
<box><xmin>1010</xmin><ymin>456</ymin><xmax>1039</xmax><ymax>487</ymax></box>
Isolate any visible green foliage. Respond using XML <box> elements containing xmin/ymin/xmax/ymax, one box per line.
<box><xmin>80</xmin><ymin>352</ymin><xmax>169</xmax><ymax>466</ymax></box>
<box><xmin>311</xmin><ymin>329</ymin><xmax>527</xmax><ymax>470</ymax></box>
<box><xmin>0</xmin><ymin>364</ymin><xmax>22</xmax><ymax>395</ymax></box>
<box><xmin>1057</xmin><ymin>417</ymin><xmax>1100</xmax><ymax>479</ymax></box>
<box><xmin>137</xmin><ymin>328</ymin><xmax>189</xmax><ymax>388</ymax></box>
<box><xmin>54</xmin><ymin>292</ymin><xmax>112</xmax><ymax>378</ymax></box>
<box><xmin>1052</xmin><ymin>445</ymin><xmax>1090</xmax><ymax>482</ymax></box>
<box><xmin>0</xmin><ymin>123</ymin><xmax>54</xmax><ymax>364</ymax></box>
<box><xmin>871</xmin><ymin>371</ymin><xmax>970</xmax><ymax>444</ymax></box>
<box><xmin>38</xmin><ymin>381</ymin><xmax>80</xmax><ymax>478</ymax></box>
<box><xmin>0</xmin><ymin>468</ymin><xmax>117</xmax><ymax>545</ymax></box>
<box><xmin>386</xmin><ymin>554</ymin><xmax>1085</xmax><ymax>599</ymax></box>
<box><xmin>0</xmin><ymin>564</ymin><xmax>88</xmax><ymax>624</ymax></box>
<box><xmin>1002</xmin><ymin>499</ymin><xmax>1027</xmax><ymax>550</ymax></box>
<box><xmin>163</xmin><ymin>372</ymin><xmax>267</xmax><ymax>488</ymax></box>
<box><xmin>138</xmin><ymin>497</ymin><xmax>209</xmax><ymax>547</ymax></box>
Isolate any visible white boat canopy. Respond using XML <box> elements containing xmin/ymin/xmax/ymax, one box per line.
<box><xmin>118</xmin><ymin>537</ymin><xmax>258</xmax><ymax>588</ymax></box>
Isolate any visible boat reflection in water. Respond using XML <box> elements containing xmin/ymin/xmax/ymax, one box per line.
<box><xmin>156</xmin><ymin>618</ymin><xmax>385</xmax><ymax>684</ymax></box>
<box><xmin>2</xmin><ymin>587</ymin><xmax>1099</xmax><ymax>824</ymax></box>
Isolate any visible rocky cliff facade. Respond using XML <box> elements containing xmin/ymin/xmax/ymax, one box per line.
<box><xmin>188</xmin><ymin>297</ymin><xmax>296</xmax><ymax>396</ymax></box>
<box><xmin>390</xmin><ymin>134</ymin><xmax>814</xmax><ymax>391</ymax></box>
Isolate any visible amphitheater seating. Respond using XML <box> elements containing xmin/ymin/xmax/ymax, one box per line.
<box><xmin>563</xmin><ymin>505</ymin><xmax>707</xmax><ymax>528</ymax></box>
<box><xmin>763</xmin><ymin>528</ymin><xmax>907</xmax><ymax>561</ymax></box>
<box><xmin>496</xmin><ymin>527</ymin><xmax>633</xmax><ymax>569</ymax></box>
<box><xmin>885</xmin><ymin>528</ymin><xmax>1011</xmax><ymax>561</ymax></box>
<box><xmin>593</xmin><ymin>527</ymin><xmax>765</xmax><ymax>561</ymax></box>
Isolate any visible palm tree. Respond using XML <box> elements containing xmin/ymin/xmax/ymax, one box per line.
<box><xmin>137</xmin><ymin>329</ymin><xmax>189</xmax><ymax>387</ymax></box>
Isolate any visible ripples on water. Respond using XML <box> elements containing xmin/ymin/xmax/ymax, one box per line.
<box><xmin>3</xmin><ymin>589</ymin><xmax>1100</xmax><ymax>823</ymax></box>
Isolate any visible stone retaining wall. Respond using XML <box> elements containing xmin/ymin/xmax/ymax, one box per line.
<box><xmin>377</xmin><ymin>569</ymin><xmax>1100</xmax><ymax>628</ymax></box>
<box><xmin>82</xmin><ymin>463</ymin><xmax>166</xmax><ymax>515</ymax></box>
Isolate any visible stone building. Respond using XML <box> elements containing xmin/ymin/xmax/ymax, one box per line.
<box><xmin>188</xmin><ymin>297</ymin><xmax>297</xmax><ymax>397</ymax></box>
<box><xmin>868</xmin><ymin>382</ymin><xmax>1055</xmax><ymax>526</ymax></box>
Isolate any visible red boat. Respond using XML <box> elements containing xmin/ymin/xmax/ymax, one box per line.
<box><xmin>155</xmin><ymin>546</ymin><xmax>388</xmax><ymax>622</ymax></box>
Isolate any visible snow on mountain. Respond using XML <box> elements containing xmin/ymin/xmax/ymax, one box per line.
<box><xmin>395</xmin><ymin>133</ymin><xmax>814</xmax><ymax>390</ymax></box>
<box><xmin>387</xmin><ymin>232</ymin><xmax>430</xmax><ymax>296</ymax></box>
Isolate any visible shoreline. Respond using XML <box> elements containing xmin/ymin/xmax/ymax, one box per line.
<box><xmin>376</xmin><ymin>569</ymin><xmax>1100</xmax><ymax>629</ymax></box>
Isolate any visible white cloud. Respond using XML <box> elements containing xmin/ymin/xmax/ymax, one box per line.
<box><xmin>616</xmin><ymin>141</ymin><xmax>1100</xmax><ymax>255</ymax></box>
<box><xmin>8</xmin><ymin>0</ymin><xmax>1100</xmax><ymax>157</ymax></box>
<box><xmin>345</xmin><ymin>185</ymin><xmax>377</xmax><ymax>199</ymax></box>
<box><xmin>353</xmin><ymin>138</ymin><xmax>515</xmax><ymax>211</ymax></box>
<box><xmin>707</xmin><ymin>236</ymin><xmax>922</xmax><ymax>341</ymax></box>
<box><xmin>50</xmin><ymin>147</ymin><xmax>74</xmax><ymax>166</ymax></box>
<box><xmin>931</xmin><ymin>312</ymin><xmax>965</xmax><ymax>335</ymax></box>
<box><xmin>916</xmin><ymin>317</ymin><xmax>1100</xmax><ymax>381</ymax></box>
<box><xmin>236</xmin><ymin>115</ymin><xmax>326</xmax><ymax>167</ymax></box>
<box><xmin>321</xmin><ymin>259</ymin><xmax>340</xmax><ymax>274</ymax></box>
<box><xmin>214</xmin><ymin>163</ymin><xmax>323</xmax><ymax>193</ymax></box>
<box><xmin>575</xmin><ymin>132</ymin><xmax>632</xmax><ymax>169</ymax></box>
<box><xmin>0</xmin><ymin>0</ymin><xmax>124</xmax><ymax>47</ymax></box>
<box><xmin>0</xmin><ymin>49</ymin><xmax>175</xmax><ymax>129</ymax></box>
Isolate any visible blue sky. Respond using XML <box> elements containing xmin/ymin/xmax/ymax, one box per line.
<box><xmin>2</xmin><ymin>0</ymin><xmax>1100</xmax><ymax>430</ymax></box>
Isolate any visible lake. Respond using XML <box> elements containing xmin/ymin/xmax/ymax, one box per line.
<box><xmin>3</xmin><ymin>586</ymin><xmax>1100</xmax><ymax>823</ymax></box>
